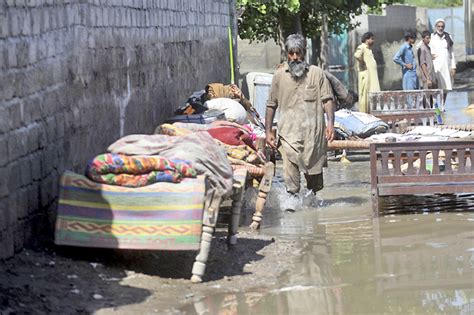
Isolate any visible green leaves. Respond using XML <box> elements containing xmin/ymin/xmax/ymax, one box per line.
<box><xmin>258</xmin><ymin>4</ymin><xmax>267</xmax><ymax>13</ymax></box>
<box><xmin>286</xmin><ymin>0</ymin><xmax>300</xmax><ymax>12</ymax></box>
<box><xmin>237</xmin><ymin>0</ymin><xmax>393</xmax><ymax>43</ymax></box>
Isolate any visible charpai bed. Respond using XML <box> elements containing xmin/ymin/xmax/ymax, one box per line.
<box><xmin>55</xmin><ymin>168</ymin><xmax>248</xmax><ymax>283</ymax></box>
<box><xmin>370</xmin><ymin>140</ymin><xmax>474</xmax><ymax>215</ymax></box>
<box><xmin>369</xmin><ymin>89</ymin><xmax>443</xmax><ymax>133</ymax></box>
<box><xmin>328</xmin><ymin>89</ymin><xmax>444</xmax><ymax>152</ymax></box>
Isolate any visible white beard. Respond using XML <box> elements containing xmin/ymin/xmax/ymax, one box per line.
<box><xmin>288</xmin><ymin>60</ymin><xmax>307</xmax><ymax>79</ymax></box>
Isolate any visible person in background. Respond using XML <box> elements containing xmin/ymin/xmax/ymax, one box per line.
<box><xmin>418</xmin><ymin>30</ymin><xmax>437</xmax><ymax>90</ymax></box>
<box><xmin>324</xmin><ymin>71</ymin><xmax>359</xmax><ymax>110</ymax></box>
<box><xmin>265</xmin><ymin>34</ymin><xmax>335</xmax><ymax>196</ymax></box>
<box><xmin>430</xmin><ymin>18</ymin><xmax>456</xmax><ymax>107</ymax></box>
<box><xmin>354</xmin><ymin>32</ymin><xmax>380</xmax><ymax>113</ymax></box>
<box><xmin>393</xmin><ymin>31</ymin><xmax>418</xmax><ymax>90</ymax></box>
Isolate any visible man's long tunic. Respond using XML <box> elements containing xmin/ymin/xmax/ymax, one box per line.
<box><xmin>354</xmin><ymin>43</ymin><xmax>380</xmax><ymax>113</ymax></box>
<box><xmin>430</xmin><ymin>33</ymin><xmax>456</xmax><ymax>90</ymax></box>
<box><xmin>267</xmin><ymin>63</ymin><xmax>333</xmax><ymax>176</ymax></box>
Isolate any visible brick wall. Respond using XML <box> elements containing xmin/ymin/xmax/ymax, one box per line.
<box><xmin>0</xmin><ymin>0</ymin><xmax>235</xmax><ymax>258</ymax></box>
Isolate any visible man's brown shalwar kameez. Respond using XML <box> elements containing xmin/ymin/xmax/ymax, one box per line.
<box><xmin>267</xmin><ymin>63</ymin><xmax>333</xmax><ymax>194</ymax></box>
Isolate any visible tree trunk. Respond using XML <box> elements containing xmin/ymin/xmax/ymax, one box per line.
<box><xmin>292</xmin><ymin>13</ymin><xmax>302</xmax><ymax>35</ymax></box>
<box><xmin>310</xmin><ymin>36</ymin><xmax>321</xmax><ymax>66</ymax></box>
<box><xmin>278</xmin><ymin>11</ymin><xmax>287</xmax><ymax>62</ymax></box>
<box><xmin>320</xmin><ymin>14</ymin><xmax>329</xmax><ymax>70</ymax></box>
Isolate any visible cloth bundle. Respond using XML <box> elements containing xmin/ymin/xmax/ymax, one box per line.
<box><xmin>154</xmin><ymin>122</ymin><xmax>266</xmax><ymax>178</ymax></box>
<box><xmin>207</xmin><ymin>127</ymin><xmax>256</xmax><ymax>150</ymax></box>
<box><xmin>107</xmin><ymin>132</ymin><xmax>234</xmax><ymax>199</ymax></box>
<box><xmin>206</xmin><ymin>83</ymin><xmax>264</xmax><ymax>128</ymax></box>
<box><xmin>86</xmin><ymin>153</ymin><xmax>196</xmax><ymax>187</ymax></box>
<box><xmin>335</xmin><ymin>109</ymin><xmax>388</xmax><ymax>139</ymax></box>
<box><xmin>174</xmin><ymin>89</ymin><xmax>208</xmax><ymax>115</ymax></box>
<box><xmin>205</xmin><ymin>98</ymin><xmax>248</xmax><ymax>125</ymax></box>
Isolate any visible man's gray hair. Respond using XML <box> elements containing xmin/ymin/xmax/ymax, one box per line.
<box><xmin>285</xmin><ymin>34</ymin><xmax>306</xmax><ymax>56</ymax></box>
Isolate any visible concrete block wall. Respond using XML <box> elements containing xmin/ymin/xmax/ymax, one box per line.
<box><xmin>0</xmin><ymin>0</ymin><xmax>235</xmax><ymax>258</ymax></box>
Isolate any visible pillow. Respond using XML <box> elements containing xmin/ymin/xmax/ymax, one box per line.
<box><xmin>205</xmin><ymin>98</ymin><xmax>248</xmax><ymax>125</ymax></box>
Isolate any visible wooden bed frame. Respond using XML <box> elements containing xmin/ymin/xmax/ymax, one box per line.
<box><xmin>55</xmin><ymin>169</ymin><xmax>248</xmax><ymax>283</ymax></box>
<box><xmin>192</xmin><ymin>169</ymin><xmax>248</xmax><ymax>282</ymax></box>
<box><xmin>369</xmin><ymin>89</ymin><xmax>443</xmax><ymax>133</ymax></box>
<box><xmin>328</xmin><ymin>89</ymin><xmax>445</xmax><ymax>151</ymax></box>
<box><xmin>370</xmin><ymin>140</ymin><xmax>474</xmax><ymax>215</ymax></box>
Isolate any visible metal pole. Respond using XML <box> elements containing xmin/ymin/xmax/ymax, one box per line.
<box><xmin>228</xmin><ymin>26</ymin><xmax>235</xmax><ymax>84</ymax></box>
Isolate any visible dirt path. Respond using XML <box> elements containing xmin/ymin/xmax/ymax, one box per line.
<box><xmin>0</xmin><ymin>202</ymin><xmax>299</xmax><ymax>314</ymax></box>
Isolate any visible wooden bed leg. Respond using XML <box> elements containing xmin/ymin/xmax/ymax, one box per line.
<box><xmin>228</xmin><ymin>183</ymin><xmax>244</xmax><ymax>247</ymax></box>
<box><xmin>191</xmin><ymin>225</ymin><xmax>214</xmax><ymax>283</ymax></box>
<box><xmin>372</xmin><ymin>193</ymin><xmax>380</xmax><ymax>217</ymax></box>
<box><xmin>250</xmin><ymin>192</ymin><xmax>266</xmax><ymax>230</ymax></box>
<box><xmin>250</xmin><ymin>162</ymin><xmax>274</xmax><ymax>230</ymax></box>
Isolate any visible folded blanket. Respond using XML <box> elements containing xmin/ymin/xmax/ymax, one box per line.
<box><xmin>107</xmin><ymin>132</ymin><xmax>234</xmax><ymax>200</ymax></box>
<box><xmin>86</xmin><ymin>154</ymin><xmax>196</xmax><ymax>187</ymax></box>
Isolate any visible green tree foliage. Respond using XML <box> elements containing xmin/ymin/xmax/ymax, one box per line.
<box><xmin>394</xmin><ymin>0</ymin><xmax>462</xmax><ymax>8</ymax></box>
<box><xmin>237</xmin><ymin>0</ymin><xmax>394</xmax><ymax>40</ymax></box>
<box><xmin>237</xmin><ymin>0</ymin><xmax>394</xmax><ymax>62</ymax></box>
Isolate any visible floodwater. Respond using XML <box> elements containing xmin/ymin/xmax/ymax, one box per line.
<box><xmin>443</xmin><ymin>90</ymin><xmax>474</xmax><ymax>125</ymax></box>
<box><xmin>180</xmin><ymin>91</ymin><xmax>474</xmax><ymax>315</ymax></box>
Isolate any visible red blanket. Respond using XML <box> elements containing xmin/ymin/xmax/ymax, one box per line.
<box><xmin>207</xmin><ymin>127</ymin><xmax>256</xmax><ymax>150</ymax></box>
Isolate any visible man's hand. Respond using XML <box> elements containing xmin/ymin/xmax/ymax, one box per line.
<box><xmin>325</xmin><ymin>125</ymin><xmax>335</xmax><ymax>143</ymax></box>
<box><xmin>405</xmin><ymin>63</ymin><xmax>413</xmax><ymax>69</ymax></box>
<box><xmin>450</xmin><ymin>68</ymin><xmax>456</xmax><ymax>78</ymax></box>
<box><xmin>322</xmin><ymin>99</ymin><xmax>335</xmax><ymax>143</ymax></box>
<box><xmin>266</xmin><ymin>132</ymin><xmax>277</xmax><ymax>149</ymax></box>
<box><xmin>427</xmin><ymin>79</ymin><xmax>432</xmax><ymax>88</ymax></box>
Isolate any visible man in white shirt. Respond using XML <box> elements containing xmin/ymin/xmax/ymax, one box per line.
<box><xmin>430</xmin><ymin>18</ymin><xmax>456</xmax><ymax>107</ymax></box>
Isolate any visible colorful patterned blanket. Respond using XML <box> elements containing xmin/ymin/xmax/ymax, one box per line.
<box><xmin>86</xmin><ymin>153</ymin><xmax>196</xmax><ymax>187</ymax></box>
<box><xmin>55</xmin><ymin>171</ymin><xmax>206</xmax><ymax>250</ymax></box>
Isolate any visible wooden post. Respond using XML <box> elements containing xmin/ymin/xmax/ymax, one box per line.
<box><xmin>370</xmin><ymin>143</ymin><xmax>380</xmax><ymax>217</ymax></box>
<box><xmin>228</xmin><ymin>182</ymin><xmax>244</xmax><ymax>247</ymax></box>
<box><xmin>191</xmin><ymin>225</ymin><xmax>215</xmax><ymax>283</ymax></box>
<box><xmin>250</xmin><ymin>161</ymin><xmax>274</xmax><ymax>230</ymax></box>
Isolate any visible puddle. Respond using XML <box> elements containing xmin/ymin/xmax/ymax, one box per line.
<box><xmin>443</xmin><ymin>90</ymin><xmax>474</xmax><ymax>125</ymax></box>
<box><xmin>181</xmin><ymin>212</ymin><xmax>474</xmax><ymax>314</ymax></box>
<box><xmin>179</xmin><ymin>90</ymin><xmax>474</xmax><ymax>315</ymax></box>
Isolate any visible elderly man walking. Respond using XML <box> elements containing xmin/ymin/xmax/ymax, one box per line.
<box><xmin>265</xmin><ymin>34</ymin><xmax>335</xmax><ymax>196</ymax></box>
<box><xmin>430</xmin><ymin>18</ymin><xmax>456</xmax><ymax>107</ymax></box>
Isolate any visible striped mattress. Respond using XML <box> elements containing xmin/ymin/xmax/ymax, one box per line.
<box><xmin>55</xmin><ymin>171</ymin><xmax>206</xmax><ymax>250</ymax></box>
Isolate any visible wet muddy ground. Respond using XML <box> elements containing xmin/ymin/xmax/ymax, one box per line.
<box><xmin>1</xmin><ymin>72</ymin><xmax>474</xmax><ymax>315</ymax></box>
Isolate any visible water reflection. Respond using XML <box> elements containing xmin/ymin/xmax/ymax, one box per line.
<box><xmin>181</xmin><ymin>212</ymin><xmax>473</xmax><ymax>314</ymax></box>
<box><xmin>372</xmin><ymin>213</ymin><xmax>474</xmax><ymax>314</ymax></box>
<box><xmin>443</xmin><ymin>90</ymin><xmax>474</xmax><ymax>125</ymax></box>
<box><xmin>180</xmin><ymin>89</ymin><xmax>473</xmax><ymax>314</ymax></box>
